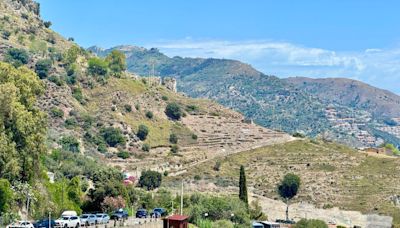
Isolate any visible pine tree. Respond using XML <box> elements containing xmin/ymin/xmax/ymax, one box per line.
<box><xmin>239</xmin><ymin>165</ymin><xmax>248</xmax><ymax>206</ymax></box>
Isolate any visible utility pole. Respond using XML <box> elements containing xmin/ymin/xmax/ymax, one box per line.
<box><xmin>180</xmin><ymin>181</ymin><xmax>183</xmax><ymax>215</ymax></box>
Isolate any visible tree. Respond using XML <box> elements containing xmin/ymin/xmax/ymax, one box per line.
<box><xmin>105</xmin><ymin>50</ymin><xmax>126</xmax><ymax>76</ymax></box>
<box><xmin>169</xmin><ymin>133</ymin><xmax>178</xmax><ymax>144</ymax></box>
<box><xmin>0</xmin><ymin>62</ymin><xmax>46</xmax><ymax>182</ymax></box>
<box><xmin>165</xmin><ymin>103</ymin><xmax>183</xmax><ymax>120</ymax></box>
<box><xmin>60</xmin><ymin>136</ymin><xmax>80</xmax><ymax>153</ymax></box>
<box><xmin>278</xmin><ymin>173</ymin><xmax>300</xmax><ymax>221</ymax></box>
<box><xmin>249</xmin><ymin>200</ymin><xmax>267</xmax><ymax>220</ymax></box>
<box><xmin>35</xmin><ymin>59</ymin><xmax>52</xmax><ymax>79</ymax></box>
<box><xmin>239</xmin><ymin>165</ymin><xmax>248</xmax><ymax>207</ymax></box>
<box><xmin>137</xmin><ymin>124</ymin><xmax>149</xmax><ymax>141</ymax></box>
<box><xmin>101</xmin><ymin>196</ymin><xmax>126</xmax><ymax>213</ymax></box>
<box><xmin>138</xmin><ymin>170</ymin><xmax>162</xmax><ymax>190</ymax></box>
<box><xmin>100</xmin><ymin>127</ymin><xmax>126</xmax><ymax>147</ymax></box>
<box><xmin>294</xmin><ymin>219</ymin><xmax>328</xmax><ymax>228</ymax></box>
<box><xmin>88</xmin><ymin>57</ymin><xmax>108</xmax><ymax>76</ymax></box>
<box><xmin>0</xmin><ymin>179</ymin><xmax>13</xmax><ymax>213</ymax></box>
<box><xmin>5</xmin><ymin>48</ymin><xmax>29</xmax><ymax>67</ymax></box>
<box><xmin>43</xmin><ymin>21</ymin><xmax>52</xmax><ymax>28</ymax></box>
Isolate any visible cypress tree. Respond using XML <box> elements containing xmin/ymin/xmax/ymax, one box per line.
<box><xmin>239</xmin><ymin>165</ymin><xmax>248</xmax><ymax>206</ymax></box>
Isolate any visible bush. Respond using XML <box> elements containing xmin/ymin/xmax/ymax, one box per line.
<box><xmin>48</xmin><ymin>75</ymin><xmax>64</xmax><ymax>86</ymax></box>
<box><xmin>137</xmin><ymin>124</ymin><xmax>149</xmax><ymax>141</ymax></box>
<box><xmin>2</xmin><ymin>31</ymin><xmax>11</xmax><ymax>40</ymax></box>
<box><xmin>101</xmin><ymin>127</ymin><xmax>126</xmax><ymax>147</ymax></box>
<box><xmin>142</xmin><ymin>144</ymin><xmax>150</xmax><ymax>152</ymax></box>
<box><xmin>186</xmin><ymin>104</ymin><xmax>199</xmax><ymax>112</ymax></box>
<box><xmin>88</xmin><ymin>57</ymin><xmax>108</xmax><ymax>76</ymax></box>
<box><xmin>97</xmin><ymin>143</ymin><xmax>108</xmax><ymax>153</ymax></box>
<box><xmin>50</xmin><ymin>107</ymin><xmax>64</xmax><ymax>118</ymax></box>
<box><xmin>64</xmin><ymin>117</ymin><xmax>78</xmax><ymax>128</ymax></box>
<box><xmin>117</xmin><ymin>151</ymin><xmax>130</xmax><ymax>159</ymax></box>
<box><xmin>60</xmin><ymin>136</ymin><xmax>80</xmax><ymax>153</ymax></box>
<box><xmin>161</xmin><ymin>95</ymin><xmax>169</xmax><ymax>101</ymax></box>
<box><xmin>43</xmin><ymin>21</ymin><xmax>52</xmax><ymax>28</ymax></box>
<box><xmin>194</xmin><ymin>175</ymin><xmax>201</xmax><ymax>181</ymax></box>
<box><xmin>191</xmin><ymin>134</ymin><xmax>198</xmax><ymax>140</ymax></box>
<box><xmin>0</xmin><ymin>179</ymin><xmax>13</xmax><ymax>213</ymax></box>
<box><xmin>72</xmin><ymin>87</ymin><xmax>84</xmax><ymax>103</ymax></box>
<box><xmin>293</xmin><ymin>132</ymin><xmax>305</xmax><ymax>138</ymax></box>
<box><xmin>170</xmin><ymin>145</ymin><xmax>179</xmax><ymax>154</ymax></box>
<box><xmin>35</xmin><ymin>59</ymin><xmax>52</xmax><ymax>79</ymax></box>
<box><xmin>138</xmin><ymin>170</ymin><xmax>162</xmax><ymax>190</ymax></box>
<box><xmin>165</xmin><ymin>102</ymin><xmax>183</xmax><ymax>120</ymax></box>
<box><xmin>5</xmin><ymin>48</ymin><xmax>29</xmax><ymax>67</ymax></box>
<box><xmin>124</xmin><ymin>104</ymin><xmax>132</xmax><ymax>112</ymax></box>
<box><xmin>169</xmin><ymin>133</ymin><xmax>178</xmax><ymax>144</ymax></box>
<box><xmin>213</xmin><ymin>161</ymin><xmax>221</xmax><ymax>171</ymax></box>
<box><xmin>293</xmin><ymin>219</ymin><xmax>328</xmax><ymax>228</ymax></box>
<box><xmin>145</xmin><ymin>111</ymin><xmax>153</xmax><ymax>119</ymax></box>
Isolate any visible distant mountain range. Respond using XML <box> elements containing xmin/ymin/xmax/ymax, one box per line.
<box><xmin>89</xmin><ymin>45</ymin><xmax>400</xmax><ymax>148</ymax></box>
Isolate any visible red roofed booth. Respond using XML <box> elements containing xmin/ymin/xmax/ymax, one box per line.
<box><xmin>163</xmin><ymin>215</ymin><xmax>189</xmax><ymax>228</ymax></box>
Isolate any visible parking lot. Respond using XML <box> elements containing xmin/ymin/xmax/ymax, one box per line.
<box><xmin>81</xmin><ymin>218</ymin><xmax>162</xmax><ymax>228</ymax></box>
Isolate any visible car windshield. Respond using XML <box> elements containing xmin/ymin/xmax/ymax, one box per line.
<box><xmin>96</xmin><ymin>214</ymin><xmax>103</xmax><ymax>217</ymax></box>
<box><xmin>81</xmin><ymin>215</ymin><xmax>89</xmax><ymax>218</ymax></box>
<box><xmin>62</xmin><ymin>217</ymin><xmax>70</xmax><ymax>220</ymax></box>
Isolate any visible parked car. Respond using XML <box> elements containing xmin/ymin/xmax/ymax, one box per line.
<box><xmin>7</xmin><ymin>221</ymin><xmax>34</xmax><ymax>228</ymax></box>
<box><xmin>54</xmin><ymin>216</ymin><xmax>80</xmax><ymax>228</ymax></box>
<box><xmin>135</xmin><ymin>209</ymin><xmax>148</xmax><ymax>218</ymax></box>
<box><xmin>110</xmin><ymin>209</ymin><xmax>129</xmax><ymax>220</ymax></box>
<box><xmin>33</xmin><ymin>219</ymin><xmax>56</xmax><ymax>228</ymax></box>
<box><xmin>150</xmin><ymin>208</ymin><xmax>167</xmax><ymax>218</ymax></box>
<box><xmin>79</xmin><ymin>214</ymin><xmax>96</xmax><ymax>226</ymax></box>
<box><xmin>95</xmin><ymin>213</ymin><xmax>110</xmax><ymax>224</ymax></box>
<box><xmin>60</xmin><ymin>211</ymin><xmax>77</xmax><ymax>217</ymax></box>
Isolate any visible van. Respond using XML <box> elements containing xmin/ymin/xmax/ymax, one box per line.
<box><xmin>61</xmin><ymin>211</ymin><xmax>78</xmax><ymax>217</ymax></box>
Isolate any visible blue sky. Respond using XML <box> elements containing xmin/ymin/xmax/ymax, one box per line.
<box><xmin>37</xmin><ymin>0</ymin><xmax>400</xmax><ymax>94</ymax></box>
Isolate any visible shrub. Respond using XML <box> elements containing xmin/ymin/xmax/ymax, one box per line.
<box><xmin>5</xmin><ymin>48</ymin><xmax>29</xmax><ymax>67</ymax></box>
<box><xmin>186</xmin><ymin>104</ymin><xmax>199</xmax><ymax>112</ymax></box>
<box><xmin>145</xmin><ymin>111</ymin><xmax>153</xmax><ymax>119</ymax></box>
<box><xmin>124</xmin><ymin>104</ymin><xmax>132</xmax><ymax>112</ymax></box>
<box><xmin>60</xmin><ymin>136</ymin><xmax>80</xmax><ymax>153</ymax></box>
<box><xmin>35</xmin><ymin>59</ymin><xmax>52</xmax><ymax>79</ymax></box>
<box><xmin>191</xmin><ymin>134</ymin><xmax>198</xmax><ymax>140</ymax></box>
<box><xmin>2</xmin><ymin>31</ymin><xmax>11</xmax><ymax>40</ymax></box>
<box><xmin>0</xmin><ymin>179</ymin><xmax>13</xmax><ymax>213</ymax></box>
<box><xmin>43</xmin><ymin>21</ymin><xmax>52</xmax><ymax>28</ymax></box>
<box><xmin>142</xmin><ymin>144</ymin><xmax>150</xmax><ymax>152</ymax></box>
<box><xmin>135</xmin><ymin>104</ymin><xmax>140</xmax><ymax>111</ymax></box>
<box><xmin>48</xmin><ymin>75</ymin><xmax>64</xmax><ymax>86</ymax></box>
<box><xmin>117</xmin><ymin>151</ymin><xmax>130</xmax><ymax>159</ymax></box>
<box><xmin>97</xmin><ymin>143</ymin><xmax>107</xmax><ymax>153</ymax></box>
<box><xmin>88</xmin><ymin>57</ymin><xmax>108</xmax><ymax>76</ymax></box>
<box><xmin>165</xmin><ymin>102</ymin><xmax>183</xmax><ymax>120</ymax></box>
<box><xmin>161</xmin><ymin>95</ymin><xmax>169</xmax><ymax>101</ymax></box>
<box><xmin>101</xmin><ymin>127</ymin><xmax>126</xmax><ymax>147</ymax></box>
<box><xmin>293</xmin><ymin>132</ymin><xmax>305</xmax><ymax>138</ymax></box>
<box><xmin>163</xmin><ymin>171</ymin><xmax>168</xmax><ymax>177</ymax></box>
<box><xmin>194</xmin><ymin>175</ymin><xmax>201</xmax><ymax>181</ymax></box>
<box><xmin>138</xmin><ymin>170</ymin><xmax>162</xmax><ymax>190</ymax></box>
<box><xmin>213</xmin><ymin>161</ymin><xmax>221</xmax><ymax>171</ymax></box>
<box><xmin>50</xmin><ymin>107</ymin><xmax>64</xmax><ymax>118</ymax></box>
<box><xmin>170</xmin><ymin>145</ymin><xmax>179</xmax><ymax>154</ymax></box>
<box><xmin>72</xmin><ymin>87</ymin><xmax>84</xmax><ymax>103</ymax></box>
<box><xmin>293</xmin><ymin>219</ymin><xmax>328</xmax><ymax>228</ymax></box>
<box><xmin>137</xmin><ymin>124</ymin><xmax>149</xmax><ymax>141</ymax></box>
<box><xmin>64</xmin><ymin>117</ymin><xmax>78</xmax><ymax>129</ymax></box>
<box><xmin>169</xmin><ymin>133</ymin><xmax>178</xmax><ymax>144</ymax></box>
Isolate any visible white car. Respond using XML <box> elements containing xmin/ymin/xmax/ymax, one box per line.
<box><xmin>6</xmin><ymin>221</ymin><xmax>34</xmax><ymax>228</ymax></box>
<box><xmin>95</xmin><ymin>213</ymin><xmax>110</xmax><ymax>224</ymax></box>
<box><xmin>55</xmin><ymin>216</ymin><xmax>80</xmax><ymax>228</ymax></box>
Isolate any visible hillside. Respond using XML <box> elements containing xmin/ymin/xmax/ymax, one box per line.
<box><xmin>165</xmin><ymin>139</ymin><xmax>400</xmax><ymax>226</ymax></box>
<box><xmin>285</xmin><ymin>77</ymin><xmax>400</xmax><ymax>118</ymax></box>
<box><xmin>90</xmin><ymin>45</ymin><xmax>400</xmax><ymax>148</ymax></box>
<box><xmin>0</xmin><ymin>0</ymin><xmax>291</xmax><ymax>185</ymax></box>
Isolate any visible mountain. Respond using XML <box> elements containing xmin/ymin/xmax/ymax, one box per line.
<box><xmin>285</xmin><ymin>77</ymin><xmax>400</xmax><ymax>118</ymax></box>
<box><xmin>90</xmin><ymin>45</ymin><xmax>400</xmax><ymax>148</ymax></box>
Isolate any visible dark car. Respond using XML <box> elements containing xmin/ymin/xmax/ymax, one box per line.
<box><xmin>135</xmin><ymin>209</ymin><xmax>148</xmax><ymax>218</ymax></box>
<box><xmin>33</xmin><ymin>219</ymin><xmax>56</xmax><ymax>228</ymax></box>
<box><xmin>110</xmin><ymin>209</ymin><xmax>129</xmax><ymax>220</ymax></box>
<box><xmin>150</xmin><ymin>208</ymin><xmax>167</xmax><ymax>218</ymax></box>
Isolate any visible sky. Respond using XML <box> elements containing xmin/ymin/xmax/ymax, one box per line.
<box><xmin>37</xmin><ymin>0</ymin><xmax>400</xmax><ymax>94</ymax></box>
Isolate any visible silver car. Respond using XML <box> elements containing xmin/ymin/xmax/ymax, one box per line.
<box><xmin>95</xmin><ymin>214</ymin><xmax>110</xmax><ymax>224</ymax></box>
<box><xmin>79</xmin><ymin>214</ymin><xmax>96</xmax><ymax>226</ymax></box>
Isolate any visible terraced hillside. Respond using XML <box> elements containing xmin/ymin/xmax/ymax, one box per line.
<box><xmin>90</xmin><ymin>45</ymin><xmax>400</xmax><ymax>148</ymax></box>
<box><xmin>166</xmin><ymin>140</ymin><xmax>400</xmax><ymax>226</ymax></box>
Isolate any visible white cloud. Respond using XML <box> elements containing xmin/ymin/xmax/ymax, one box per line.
<box><xmin>145</xmin><ymin>39</ymin><xmax>400</xmax><ymax>94</ymax></box>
